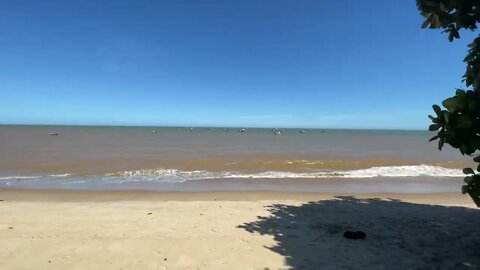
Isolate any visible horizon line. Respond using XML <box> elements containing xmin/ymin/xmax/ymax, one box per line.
<box><xmin>0</xmin><ymin>123</ymin><xmax>427</xmax><ymax>132</ymax></box>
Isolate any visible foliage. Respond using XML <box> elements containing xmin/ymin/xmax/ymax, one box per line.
<box><xmin>417</xmin><ymin>0</ymin><xmax>480</xmax><ymax>206</ymax></box>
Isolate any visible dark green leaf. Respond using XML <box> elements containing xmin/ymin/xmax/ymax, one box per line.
<box><xmin>454</xmin><ymin>30</ymin><xmax>460</xmax><ymax>39</ymax></box>
<box><xmin>464</xmin><ymin>53</ymin><xmax>475</xmax><ymax>62</ymax></box>
<box><xmin>443</xmin><ymin>111</ymin><xmax>450</xmax><ymax>123</ymax></box>
<box><xmin>429</xmin><ymin>135</ymin><xmax>439</xmax><ymax>142</ymax></box>
<box><xmin>429</xmin><ymin>124</ymin><xmax>441</xmax><ymax>131</ymax></box>
<box><xmin>444</xmin><ymin>129</ymin><xmax>455</xmax><ymax>138</ymax></box>
<box><xmin>456</xmin><ymin>115</ymin><xmax>472</xmax><ymax>128</ymax></box>
<box><xmin>448</xmin><ymin>31</ymin><xmax>454</xmax><ymax>42</ymax></box>
<box><xmin>467</xmin><ymin>185</ymin><xmax>480</xmax><ymax>207</ymax></box>
<box><xmin>438</xmin><ymin>139</ymin><xmax>444</xmax><ymax>151</ymax></box>
<box><xmin>421</xmin><ymin>19</ymin><xmax>430</xmax><ymax>28</ymax></box>
<box><xmin>442</xmin><ymin>97</ymin><xmax>462</xmax><ymax>112</ymax></box>
<box><xmin>465</xmin><ymin>176</ymin><xmax>473</xmax><ymax>183</ymax></box>
<box><xmin>463</xmin><ymin>168</ymin><xmax>475</xmax><ymax>175</ymax></box>
<box><xmin>432</xmin><ymin>104</ymin><xmax>442</xmax><ymax>116</ymax></box>
<box><xmin>440</xmin><ymin>2</ymin><xmax>448</xmax><ymax>11</ymax></box>
<box><xmin>455</xmin><ymin>89</ymin><xmax>465</xmax><ymax>96</ymax></box>
<box><xmin>431</xmin><ymin>14</ymin><xmax>441</xmax><ymax>28</ymax></box>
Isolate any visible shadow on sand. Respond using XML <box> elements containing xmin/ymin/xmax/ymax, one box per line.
<box><xmin>239</xmin><ymin>196</ymin><xmax>480</xmax><ymax>269</ymax></box>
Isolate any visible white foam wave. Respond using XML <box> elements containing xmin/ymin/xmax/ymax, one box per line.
<box><xmin>104</xmin><ymin>169</ymin><xmax>218</xmax><ymax>183</ymax></box>
<box><xmin>0</xmin><ymin>166</ymin><xmax>464</xmax><ymax>185</ymax></box>
<box><xmin>103</xmin><ymin>165</ymin><xmax>464</xmax><ymax>183</ymax></box>
<box><xmin>50</xmin><ymin>174</ymin><xmax>72</xmax><ymax>178</ymax></box>
<box><xmin>0</xmin><ymin>174</ymin><xmax>71</xmax><ymax>180</ymax></box>
<box><xmin>222</xmin><ymin>165</ymin><xmax>463</xmax><ymax>179</ymax></box>
<box><xmin>342</xmin><ymin>166</ymin><xmax>462</xmax><ymax>178</ymax></box>
<box><xmin>0</xmin><ymin>175</ymin><xmax>43</xmax><ymax>180</ymax></box>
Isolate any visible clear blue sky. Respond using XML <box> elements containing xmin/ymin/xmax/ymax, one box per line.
<box><xmin>0</xmin><ymin>0</ymin><xmax>476</xmax><ymax>129</ymax></box>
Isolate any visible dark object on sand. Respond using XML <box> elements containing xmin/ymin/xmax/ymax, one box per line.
<box><xmin>343</xmin><ymin>231</ymin><xmax>366</xmax><ymax>240</ymax></box>
<box><xmin>147</xmin><ymin>212</ymin><xmax>152</xmax><ymax>215</ymax></box>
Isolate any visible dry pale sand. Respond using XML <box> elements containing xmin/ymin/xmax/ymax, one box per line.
<box><xmin>0</xmin><ymin>189</ymin><xmax>479</xmax><ymax>270</ymax></box>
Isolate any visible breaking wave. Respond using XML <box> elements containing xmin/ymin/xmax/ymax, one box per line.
<box><xmin>101</xmin><ymin>165</ymin><xmax>464</xmax><ymax>183</ymax></box>
<box><xmin>0</xmin><ymin>166</ymin><xmax>464</xmax><ymax>186</ymax></box>
<box><xmin>0</xmin><ymin>174</ymin><xmax>71</xmax><ymax>180</ymax></box>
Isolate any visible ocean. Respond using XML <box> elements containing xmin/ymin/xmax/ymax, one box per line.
<box><xmin>0</xmin><ymin>125</ymin><xmax>472</xmax><ymax>193</ymax></box>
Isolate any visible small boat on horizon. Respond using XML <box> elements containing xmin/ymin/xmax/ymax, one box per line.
<box><xmin>49</xmin><ymin>133</ymin><xmax>59</xmax><ymax>136</ymax></box>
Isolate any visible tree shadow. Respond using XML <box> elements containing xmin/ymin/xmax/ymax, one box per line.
<box><xmin>238</xmin><ymin>196</ymin><xmax>480</xmax><ymax>269</ymax></box>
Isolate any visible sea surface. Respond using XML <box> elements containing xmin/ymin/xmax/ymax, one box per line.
<box><xmin>0</xmin><ymin>125</ymin><xmax>473</xmax><ymax>193</ymax></box>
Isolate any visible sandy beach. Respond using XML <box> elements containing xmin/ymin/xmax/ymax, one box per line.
<box><xmin>1</xmin><ymin>189</ymin><xmax>479</xmax><ymax>269</ymax></box>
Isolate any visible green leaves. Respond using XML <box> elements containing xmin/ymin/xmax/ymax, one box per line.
<box><xmin>463</xmin><ymin>175</ymin><xmax>480</xmax><ymax>207</ymax></box>
<box><xmin>417</xmin><ymin>0</ymin><xmax>479</xmax><ymax>34</ymax></box>
<box><xmin>421</xmin><ymin>19</ymin><xmax>430</xmax><ymax>29</ymax></box>
<box><xmin>463</xmin><ymin>168</ymin><xmax>475</xmax><ymax>175</ymax></box>
<box><xmin>442</xmin><ymin>97</ymin><xmax>462</xmax><ymax>112</ymax></box>
<box><xmin>456</xmin><ymin>115</ymin><xmax>472</xmax><ymax>128</ymax></box>
<box><xmin>438</xmin><ymin>139</ymin><xmax>445</xmax><ymax>151</ymax></box>
<box><xmin>448</xmin><ymin>28</ymin><xmax>460</xmax><ymax>42</ymax></box>
<box><xmin>429</xmin><ymin>124</ymin><xmax>441</xmax><ymax>131</ymax></box>
<box><xmin>461</xmin><ymin>174</ymin><xmax>480</xmax><ymax>206</ymax></box>
<box><xmin>432</xmin><ymin>104</ymin><xmax>442</xmax><ymax>116</ymax></box>
<box><xmin>418</xmin><ymin>0</ymin><xmax>480</xmax><ymax>206</ymax></box>
<box><xmin>428</xmin><ymin>135</ymin><xmax>439</xmax><ymax>142</ymax></box>
<box><xmin>465</xmin><ymin>176</ymin><xmax>473</xmax><ymax>184</ymax></box>
<box><xmin>428</xmin><ymin>90</ymin><xmax>480</xmax><ymax>155</ymax></box>
<box><xmin>463</xmin><ymin>37</ymin><xmax>480</xmax><ymax>90</ymax></box>
<box><xmin>442</xmin><ymin>90</ymin><xmax>469</xmax><ymax>113</ymax></box>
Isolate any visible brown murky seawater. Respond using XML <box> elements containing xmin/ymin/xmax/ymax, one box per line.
<box><xmin>0</xmin><ymin>125</ymin><xmax>472</xmax><ymax>175</ymax></box>
<box><xmin>0</xmin><ymin>125</ymin><xmax>472</xmax><ymax>192</ymax></box>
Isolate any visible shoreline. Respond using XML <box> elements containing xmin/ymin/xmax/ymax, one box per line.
<box><xmin>0</xmin><ymin>176</ymin><xmax>464</xmax><ymax>195</ymax></box>
<box><xmin>0</xmin><ymin>188</ymin><xmax>475</xmax><ymax>206</ymax></box>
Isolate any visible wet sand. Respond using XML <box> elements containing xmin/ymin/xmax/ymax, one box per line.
<box><xmin>0</xmin><ymin>189</ymin><xmax>479</xmax><ymax>269</ymax></box>
<box><xmin>2</xmin><ymin>176</ymin><xmax>463</xmax><ymax>194</ymax></box>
